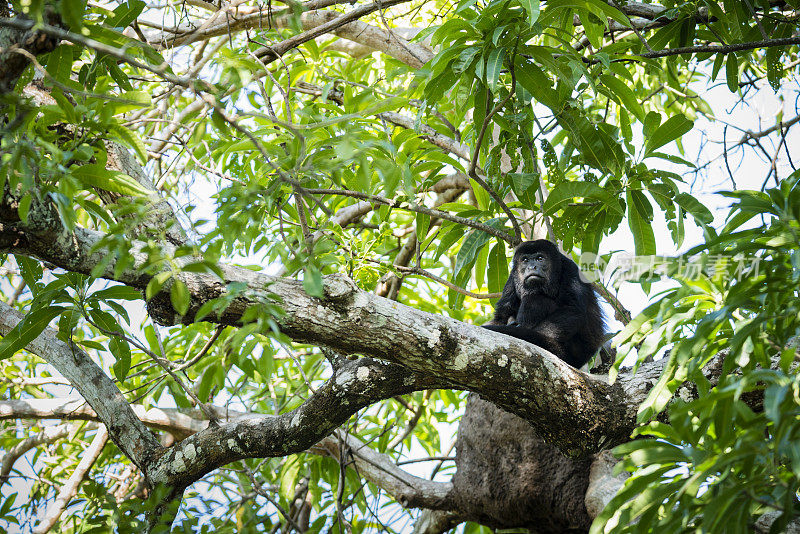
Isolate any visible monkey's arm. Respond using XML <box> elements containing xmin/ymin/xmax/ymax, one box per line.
<box><xmin>482</xmin><ymin>323</ymin><xmax>560</xmax><ymax>348</ymax></box>
<box><xmin>483</xmin><ymin>305</ymin><xmax>584</xmax><ymax>351</ymax></box>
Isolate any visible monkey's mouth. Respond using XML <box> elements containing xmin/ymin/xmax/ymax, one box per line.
<box><xmin>524</xmin><ymin>273</ymin><xmax>544</xmax><ymax>284</ymax></box>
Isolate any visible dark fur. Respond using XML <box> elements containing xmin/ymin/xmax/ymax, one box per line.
<box><xmin>483</xmin><ymin>240</ymin><xmax>604</xmax><ymax>368</ymax></box>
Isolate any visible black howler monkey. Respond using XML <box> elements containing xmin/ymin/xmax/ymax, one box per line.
<box><xmin>483</xmin><ymin>240</ymin><xmax>604</xmax><ymax>368</ymax></box>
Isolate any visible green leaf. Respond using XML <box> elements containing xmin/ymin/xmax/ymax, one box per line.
<box><xmin>45</xmin><ymin>45</ymin><xmax>73</xmax><ymax>84</ymax></box>
<box><xmin>303</xmin><ymin>266</ymin><xmax>324</xmax><ymax>298</ymax></box>
<box><xmin>60</xmin><ymin>0</ymin><xmax>86</xmax><ymax>31</ymax></box>
<box><xmin>508</xmin><ymin>172</ymin><xmax>539</xmax><ymax>211</ymax></box>
<box><xmin>197</xmin><ymin>365</ymin><xmax>218</xmax><ymax>402</ymax></box>
<box><xmin>487</xmin><ymin>242</ymin><xmax>509</xmax><ymax>295</ymax></box>
<box><xmin>520</xmin><ymin>0</ymin><xmax>540</xmax><ymax>26</ymax></box>
<box><xmin>454</xmin><ymin>229</ymin><xmax>492</xmax><ymax>279</ymax></box>
<box><xmin>88</xmin><ymin>285</ymin><xmax>142</xmax><ymax>302</ymax></box>
<box><xmin>110</xmin><ymin>337</ymin><xmax>132</xmax><ymax>382</ymax></box>
<box><xmin>674</xmin><ymin>192</ymin><xmax>713</xmax><ymax>225</ymax></box>
<box><xmin>146</xmin><ymin>271</ymin><xmax>173</xmax><ymax>300</ymax></box>
<box><xmin>626</xmin><ymin>190</ymin><xmax>656</xmax><ymax>257</ymax></box>
<box><xmin>71</xmin><ymin>164</ymin><xmax>151</xmax><ymax>196</ymax></box>
<box><xmin>544</xmin><ymin>181</ymin><xmax>624</xmax><ymax>215</ymax></box>
<box><xmin>599</xmin><ymin>73</ymin><xmax>644</xmax><ymax>122</ymax></box>
<box><xmin>469</xmin><ymin>178</ymin><xmax>490</xmax><ymax>210</ymax></box>
<box><xmin>475</xmin><ymin>240</ymin><xmax>490</xmax><ymax>289</ymax></box>
<box><xmin>0</xmin><ymin>307</ymin><xmax>66</xmax><ymax>361</ymax></box>
<box><xmin>644</xmin><ymin>114</ymin><xmax>693</xmax><ymax>156</ymax></box>
<box><xmin>108</xmin><ymin>124</ymin><xmax>148</xmax><ymax>163</ymax></box>
<box><xmin>725</xmin><ymin>53</ymin><xmax>739</xmax><ymax>93</ymax></box>
<box><xmin>279</xmin><ymin>456</ymin><xmax>301</xmax><ymax>502</ymax></box>
<box><xmin>170</xmin><ymin>279</ymin><xmax>190</xmax><ymax>316</ymax></box>
<box><xmin>17</xmin><ymin>194</ymin><xmax>31</xmax><ymax>223</ymax></box>
<box><xmin>485</xmin><ymin>48</ymin><xmax>506</xmax><ymax>93</ymax></box>
<box><xmin>434</xmin><ymin>223</ymin><xmax>466</xmax><ymax>261</ymax></box>
<box><xmin>514</xmin><ymin>57</ymin><xmax>557</xmax><ymax>109</ymax></box>
<box><xmin>416</xmin><ymin>212</ymin><xmax>432</xmax><ymax>240</ymax></box>
<box><xmin>105</xmin><ymin>0</ymin><xmax>146</xmax><ymax>28</ymax></box>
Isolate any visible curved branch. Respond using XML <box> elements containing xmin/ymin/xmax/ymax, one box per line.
<box><xmin>314</xmin><ymin>433</ymin><xmax>452</xmax><ymax>509</ymax></box>
<box><xmin>147</xmin><ymin>358</ymin><xmax>449</xmax><ymax>492</ymax></box>
<box><xmin>0</xmin><ymin>11</ymin><xmax>63</xmax><ymax>93</ymax></box>
<box><xmin>253</xmin><ymin>0</ymin><xmax>417</xmax><ymax>64</ymax></box>
<box><xmin>0</xmin><ymin>424</ymin><xmax>71</xmax><ymax>486</ymax></box>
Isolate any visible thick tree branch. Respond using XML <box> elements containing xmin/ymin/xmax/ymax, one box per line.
<box><xmin>252</xmin><ymin>0</ymin><xmax>417</xmax><ymax>65</ymax></box>
<box><xmin>0</xmin><ymin>207</ymin><xmax>634</xmax><ymax>457</ymax></box>
<box><xmin>147</xmin><ymin>358</ymin><xmax>448</xmax><ymax>492</ymax></box>
<box><xmin>0</xmin><ymin>396</ymin><xmax>456</xmax><ymax>512</ymax></box>
<box><xmin>149</xmin><ymin>7</ymin><xmax>432</xmax><ymax>68</ymax></box>
<box><xmin>0</xmin><ymin>398</ymin><xmax>211</xmax><ymax>437</ymax></box>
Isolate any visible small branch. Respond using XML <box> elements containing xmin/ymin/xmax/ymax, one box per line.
<box><xmin>387</xmin><ymin>391</ymin><xmax>429</xmax><ymax>449</ymax></box>
<box><xmin>0</xmin><ymin>424</ymin><xmax>71</xmax><ymax>487</ymax></box>
<box><xmin>608</xmin><ymin>0</ymin><xmax>654</xmax><ymax>53</ymax></box>
<box><xmin>395</xmin><ymin>266</ymin><xmax>501</xmax><ymax>300</ymax></box>
<box><xmin>467</xmin><ymin>51</ymin><xmax>523</xmax><ymax>244</ymax></box>
<box><xmin>314</xmin><ymin>432</ymin><xmax>453</xmax><ymax>509</ymax></box>
<box><xmin>592</xmin><ymin>282</ymin><xmax>632</xmax><ymax>325</ymax></box>
<box><xmin>633</xmin><ymin>36</ymin><xmax>800</xmax><ymax>60</ymax></box>
<box><xmin>305</xmin><ymin>188</ymin><xmax>516</xmax><ymax>244</ymax></box>
<box><xmin>32</xmin><ymin>425</ymin><xmax>108</xmax><ymax>534</ymax></box>
<box><xmin>738</xmin><ymin>114</ymin><xmax>800</xmax><ymax>144</ymax></box>
<box><xmin>254</xmin><ymin>0</ymin><xmax>413</xmax><ymax>64</ymax></box>
<box><xmin>0</xmin><ymin>18</ymin><xmax>210</xmax><ymax>91</ymax></box>
<box><xmin>379</xmin><ymin>112</ymin><xmax>472</xmax><ymax>162</ymax></box>
<box><xmin>146</xmin><ymin>358</ymin><xmax>452</xmax><ymax>492</ymax></box>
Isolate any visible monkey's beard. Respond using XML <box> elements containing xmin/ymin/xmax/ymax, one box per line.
<box><xmin>523</xmin><ymin>273</ymin><xmax>545</xmax><ymax>289</ymax></box>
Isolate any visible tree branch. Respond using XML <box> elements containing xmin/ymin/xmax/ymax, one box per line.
<box><xmin>314</xmin><ymin>432</ymin><xmax>452</xmax><ymax>509</ymax></box>
<box><xmin>633</xmin><ymin>36</ymin><xmax>800</xmax><ymax>60</ymax></box>
<box><xmin>32</xmin><ymin>425</ymin><xmax>108</xmax><ymax>534</ymax></box>
<box><xmin>0</xmin><ymin>205</ymin><xmax>634</xmax><ymax>458</ymax></box>
<box><xmin>304</xmin><ymin>188</ymin><xmax>516</xmax><ymax>243</ymax></box>
<box><xmin>0</xmin><ymin>423</ymin><xmax>71</xmax><ymax>487</ymax></box>
<box><xmin>146</xmin><ymin>358</ymin><xmax>449</xmax><ymax>492</ymax></box>
<box><xmin>253</xmin><ymin>0</ymin><xmax>416</xmax><ymax>65</ymax></box>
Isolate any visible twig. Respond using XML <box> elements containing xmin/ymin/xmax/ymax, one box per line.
<box><xmin>0</xmin><ymin>424</ymin><xmax>71</xmax><ymax>486</ymax></box>
<box><xmin>395</xmin><ymin>266</ymin><xmax>501</xmax><ymax>300</ymax></box>
<box><xmin>254</xmin><ymin>0</ymin><xmax>412</xmax><ymax>63</ymax></box>
<box><xmin>634</xmin><ymin>36</ymin><xmax>800</xmax><ymax>59</ymax></box>
<box><xmin>467</xmin><ymin>46</ymin><xmax>523</xmax><ymax>244</ymax></box>
<box><xmin>304</xmin><ymin>188</ymin><xmax>516</xmax><ymax>244</ymax></box>
<box><xmin>0</xmin><ymin>18</ymin><xmax>210</xmax><ymax>91</ymax></box>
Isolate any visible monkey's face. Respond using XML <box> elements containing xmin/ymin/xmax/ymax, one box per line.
<box><xmin>517</xmin><ymin>251</ymin><xmax>552</xmax><ymax>290</ymax></box>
